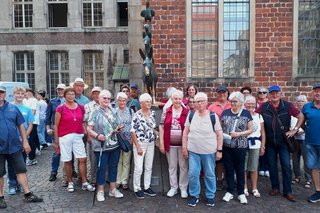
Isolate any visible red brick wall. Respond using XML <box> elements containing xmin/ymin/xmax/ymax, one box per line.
<box><xmin>150</xmin><ymin>0</ymin><xmax>315</xmax><ymax>102</ymax></box>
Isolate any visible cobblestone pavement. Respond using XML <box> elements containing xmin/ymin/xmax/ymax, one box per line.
<box><xmin>2</xmin><ymin>147</ymin><xmax>320</xmax><ymax>213</ymax></box>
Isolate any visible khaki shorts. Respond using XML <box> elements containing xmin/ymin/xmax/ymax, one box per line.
<box><xmin>245</xmin><ymin>148</ymin><xmax>260</xmax><ymax>171</ymax></box>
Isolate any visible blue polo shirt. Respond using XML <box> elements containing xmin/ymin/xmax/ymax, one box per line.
<box><xmin>75</xmin><ymin>95</ymin><xmax>90</xmax><ymax>106</ymax></box>
<box><xmin>0</xmin><ymin>101</ymin><xmax>25</xmax><ymax>154</ymax></box>
<box><xmin>302</xmin><ymin>101</ymin><xmax>320</xmax><ymax>145</ymax></box>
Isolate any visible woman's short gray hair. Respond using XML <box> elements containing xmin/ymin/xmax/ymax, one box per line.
<box><xmin>244</xmin><ymin>95</ymin><xmax>256</xmax><ymax>104</ymax></box>
<box><xmin>229</xmin><ymin>91</ymin><xmax>245</xmax><ymax>103</ymax></box>
<box><xmin>194</xmin><ymin>92</ymin><xmax>208</xmax><ymax>101</ymax></box>
<box><xmin>166</xmin><ymin>87</ymin><xmax>177</xmax><ymax>98</ymax></box>
<box><xmin>139</xmin><ymin>93</ymin><xmax>152</xmax><ymax>102</ymax></box>
<box><xmin>117</xmin><ymin>92</ymin><xmax>127</xmax><ymax>100</ymax></box>
<box><xmin>171</xmin><ymin>90</ymin><xmax>183</xmax><ymax>99</ymax></box>
<box><xmin>296</xmin><ymin>95</ymin><xmax>307</xmax><ymax>102</ymax></box>
<box><xmin>99</xmin><ymin>90</ymin><xmax>111</xmax><ymax>98</ymax></box>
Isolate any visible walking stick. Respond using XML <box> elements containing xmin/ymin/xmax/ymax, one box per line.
<box><xmin>159</xmin><ymin>147</ymin><xmax>165</xmax><ymax>196</ymax></box>
<box><xmin>92</xmin><ymin>140</ymin><xmax>104</xmax><ymax>206</ymax></box>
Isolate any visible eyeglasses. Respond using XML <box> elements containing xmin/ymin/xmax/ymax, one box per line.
<box><xmin>230</xmin><ymin>100</ymin><xmax>239</xmax><ymax>103</ymax></box>
<box><xmin>258</xmin><ymin>91</ymin><xmax>268</xmax><ymax>94</ymax></box>
<box><xmin>242</xmin><ymin>92</ymin><xmax>251</xmax><ymax>95</ymax></box>
<box><xmin>102</xmin><ymin>97</ymin><xmax>111</xmax><ymax>100</ymax></box>
<box><xmin>189</xmin><ymin>101</ymin><xmax>195</xmax><ymax>103</ymax></box>
<box><xmin>196</xmin><ymin>100</ymin><xmax>206</xmax><ymax>104</ymax></box>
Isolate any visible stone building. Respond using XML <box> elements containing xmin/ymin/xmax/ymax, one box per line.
<box><xmin>0</xmin><ymin>0</ymin><xmax>319</xmax><ymax>101</ymax></box>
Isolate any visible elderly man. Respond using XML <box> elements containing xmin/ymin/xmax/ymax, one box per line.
<box><xmin>0</xmin><ymin>86</ymin><xmax>43</xmax><ymax>209</ymax></box>
<box><xmin>70</xmin><ymin>77</ymin><xmax>90</xmax><ymax>105</ymax></box>
<box><xmin>84</xmin><ymin>86</ymin><xmax>102</xmax><ymax>185</ymax></box>
<box><xmin>302</xmin><ymin>83</ymin><xmax>320</xmax><ymax>203</ymax></box>
<box><xmin>256</xmin><ymin>85</ymin><xmax>304</xmax><ymax>202</ymax></box>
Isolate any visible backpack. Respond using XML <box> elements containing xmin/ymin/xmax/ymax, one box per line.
<box><xmin>189</xmin><ymin>111</ymin><xmax>216</xmax><ymax>132</ymax></box>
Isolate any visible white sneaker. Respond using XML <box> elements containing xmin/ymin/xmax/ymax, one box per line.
<box><xmin>264</xmin><ymin>171</ymin><xmax>270</xmax><ymax>177</ymax></box>
<box><xmin>258</xmin><ymin>171</ymin><xmax>265</xmax><ymax>176</ymax></box>
<box><xmin>222</xmin><ymin>192</ymin><xmax>234</xmax><ymax>202</ymax></box>
<box><xmin>109</xmin><ymin>188</ymin><xmax>124</xmax><ymax>198</ymax></box>
<box><xmin>167</xmin><ymin>188</ymin><xmax>178</xmax><ymax>197</ymax></box>
<box><xmin>238</xmin><ymin>194</ymin><xmax>248</xmax><ymax>204</ymax></box>
<box><xmin>244</xmin><ymin>188</ymin><xmax>249</xmax><ymax>197</ymax></box>
<box><xmin>82</xmin><ymin>182</ymin><xmax>95</xmax><ymax>191</ymax></box>
<box><xmin>181</xmin><ymin>190</ymin><xmax>188</xmax><ymax>199</ymax></box>
<box><xmin>97</xmin><ymin>191</ymin><xmax>105</xmax><ymax>202</ymax></box>
<box><xmin>67</xmin><ymin>182</ymin><xmax>74</xmax><ymax>192</ymax></box>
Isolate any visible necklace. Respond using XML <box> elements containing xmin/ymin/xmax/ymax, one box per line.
<box><xmin>67</xmin><ymin>104</ymin><xmax>78</xmax><ymax>122</ymax></box>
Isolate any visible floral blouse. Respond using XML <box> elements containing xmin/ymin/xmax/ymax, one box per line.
<box><xmin>115</xmin><ymin>107</ymin><xmax>134</xmax><ymax>141</ymax></box>
<box><xmin>88</xmin><ymin>107</ymin><xmax>120</xmax><ymax>152</ymax></box>
<box><xmin>131</xmin><ymin>109</ymin><xmax>156</xmax><ymax>143</ymax></box>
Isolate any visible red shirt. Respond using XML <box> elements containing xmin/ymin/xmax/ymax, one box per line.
<box><xmin>208</xmin><ymin>101</ymin><xmax>231</xmax><ymax>118</ymax></box>
<box><xmin>56</xmin><ymin>104</ymin><xmax>84</xmax><ymax>137</ymax></box>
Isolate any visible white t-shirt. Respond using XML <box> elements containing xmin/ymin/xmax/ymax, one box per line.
<box><xmin>247</xmin><ymin>113</ymin><xmax>264</xmax><ymax>149</ymax></box>
<box><xmin>184</xmin><ymin>111</ymin><xmax>222</xmax><ymax>154</ymax></box>
<box><xmin>24</xmin><ymin>97</ymin><xmax>40</xmax><ymax>125</ymax></box>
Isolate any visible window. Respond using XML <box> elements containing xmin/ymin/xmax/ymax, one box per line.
<box><xmin>117</xmin><ymin>1</ymin><xmax>128</xmax><ymax>26</ymax></box>
<box><xmin>297</xmin><ymin>0</ymin><xmax>320</xmax><ymax>77</ymax></box>
<box><xmin>48</xmin><ymin>51</ymin><xmax>69</xmax><ymax>98</ymax></box>
<box><xmin>187</xmin><ymin>0</ymin><xmax>251</xmax><ymax>78</ymax></box>
<box><xmin>123</xmin><ymin>49</ymin><xmax>129</xmax><ymax>64</ymax></box>
<box><xmin>13</xmin><ymin>0</ymin><xmax>33</xmax><ymax>28</ymax></box>
<box><xmin>83</xmin><ymin>51</ymin><xmax>104</xmax><ymax>95</ymax></box>
<box><xmin>14</xmin><ymin>52</ymin><xmax>35</xmax><ymax>90</ymax></box>
<box><xmin>48</xmin><ymin>0</ymin><xmax>68</xmax><ymax>28</ymax></box>
<box><xmin>83</xmin><ymin>0</ymin><xmax>103</xmax><ymax>27</ymax></box>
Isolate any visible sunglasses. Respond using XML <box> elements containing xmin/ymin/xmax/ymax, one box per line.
<box><xmin>258</xmin><ymin>91</ymin><xmax>268</xmax><ymax>94</ymax></box>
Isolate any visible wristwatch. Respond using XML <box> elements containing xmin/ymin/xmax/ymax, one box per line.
<box><xmin>217</xmin><ymin>149</ymin><xmax>223</xmax><ymax>153</ymax></box>
<box><xmin>293</xmin><ymin>127</ymin><xmax>299</xmax><ymax>131</ymax></box>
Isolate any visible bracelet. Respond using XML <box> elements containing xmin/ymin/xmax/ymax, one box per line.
<box><xmin>96</xmin><ymin>134</ymin><xmax>100</xmax><ymax>139</ymax></box>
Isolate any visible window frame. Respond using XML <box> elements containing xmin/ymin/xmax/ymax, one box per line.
<box><xmin>47</xmin><ymin>0</ymin><xmax>68</xmax><ymax>28</ymax></box>
<box><xmin>186</xmin><ymin>0</ymin><xmax>255</xmax><ymax>80</ymax></box>
<box><xmin>82</xmin><ymin>0</ymin><xmax>103</xmax><ymax>28</ymax></box>
<box><xmin>13</xmin><ymin>0</ymin><xmax>33</xmax><ymax>29</ymax></box>
<box><xmin>14</xmin><ymin>51</ymin><xmax>35</xmax><ymax>90</ymax></box>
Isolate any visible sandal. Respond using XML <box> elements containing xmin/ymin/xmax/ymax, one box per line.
<box><xmin>304</xmin><ymin>181</ymin><xmax>312</xmax><ymax>188</ymax></box>
<box><xmin>244</xmin><ymin>188</ymin><xmax>249</xmax><ymax>197</ymax></box>
<box><xmin>291</xmin><ymin>177</ymin><xmax>301</xmax><ymax>184</ymax></box>
<box><xmin>252</xmin><ymin>189</ymin><xmax>261</xmax><ymax>198</ymax></box>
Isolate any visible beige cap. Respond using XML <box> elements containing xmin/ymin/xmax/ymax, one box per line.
<box><xmin>56</xmin><ymin>84</ymin><xmax>66</xmax><ymax>89</ymax></box>
<box><xmin>91</xmin><ymin>86</ymin><xmax>103</xmax><ymax>93</ymax></box>
<box><xmin>70</xmin><ymin>77</ymin><xmax>89</xmax><ymax>89</ymax></box>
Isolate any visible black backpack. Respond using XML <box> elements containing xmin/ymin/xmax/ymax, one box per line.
<box><xmin>188</xmin><ymin>111</ymin><xmax>216</xmax><ymax>132</ymax></box>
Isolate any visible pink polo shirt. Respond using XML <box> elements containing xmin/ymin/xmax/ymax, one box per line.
<box><xmin>208</xmin><ymin>101</ymin><xmax>231</xmax><ymax>118</ymax></box>
<box><xmin>56</xmin><ymin>104</ymin><xmax>84</xmax><ymax>137</ymax></box>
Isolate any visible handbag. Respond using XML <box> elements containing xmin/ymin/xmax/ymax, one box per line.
<box><xmin>276</xmin><ymin>116</ymin><xmax>297</xmax><ymax>153</ymax></box>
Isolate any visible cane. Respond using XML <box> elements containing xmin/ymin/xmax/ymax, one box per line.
<box><xmin>92</xmin><ymin>139</ymin><xmax>104</xmax><ymax>206</ymax></box>
<box><xmin>159</xmin><ymin>148</ymin><xmax>165</xmax><ymax>196</ymax></box>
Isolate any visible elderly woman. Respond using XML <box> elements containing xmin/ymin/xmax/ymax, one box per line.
<box><xmin>131</xmin><ymin>93</ymin><xmax>157</xmax><ymax>199</ymax></box>
<box><xmin>243</xmin><ymin>95</ymin><xmax>266</xmax><ymax>198</ymax></box>
<box><xmin>159</xmin><ymin>90</ymin><xmax>189</xmax><ymax>198</ymax></box>
<box><xmin>115</xmin><ymin>92</ymin><xmax>134</xmax><ymax>190</ymax></box>
<box><xmin>221</xmin><ymin>91</ymin><xmax>253</xmax><ymax>204</ymax></box>
<box><xmin>54</xmin><ymin>87</ymin><xmax>94</xmax><ymax>193</ymax></box>
<box><xmin>182</xmin><ymin>92</ymin><xmax>223</xmax><ymax>207</ymax></box>
<box><xmin>291</xmin><ymin>95</ymin><xmax>312</xmax><ymax>188</ymax></box>
<box><xmin>87</xmin><ymin>90</ymin><xmax>123</xmax><ymax>202</ymax></box>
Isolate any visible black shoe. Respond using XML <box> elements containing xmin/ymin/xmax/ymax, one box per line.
<box><xmin>308</xmin><ymin>192</ymin><xmax>320</xmax><ymax>203</ymax></box>
<box><xmin>135</xmin><ymin>190</ymin><xmax>144</xmax><ymax>199</ymax></box>
<box><xmin>24</xmin><ymin>192</ymin><xmax>43</xmax><ymax>203</ymax></box>
<box><xmin>49</xmin><ymin>174</ymin><xmax>57</xmax><ymax>181</ymax></box>
<box><xmin>41</xmin><ymin>144</ymin><xmax>48</xmax><ymax>149</ymax></box>
<box><xmin>216</xmin><ymin>180</ymin><xmax>223</xmax><ymax>191</ymax></box>
<box><xmin>0</xmin><ymin>197</ymin><xmax>7</xmax><ymax>209</ymax></box>
<box><xmin>206</xmin><ymin>198</ymin><xmax>215</xmax><ymax>207</ymax></box>
<box><xmin>188</xmin><ymin>196</ymin><xmax>199</xmax><ymax>207</ymax></box>
<box><xmin>144</xmin><ymin>188</ymin><xmax>156</xmax><ymax>197</ymax></box>
<box><xmin>72</xmin><ymin>171</ymin><xmax>78</xmax><ymax>178</ymax></box>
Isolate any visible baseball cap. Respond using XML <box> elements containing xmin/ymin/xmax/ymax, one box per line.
<box><xmin>56</xmin><ymin>84</ymin><xmax>66</xmax><ymax>89</ymax></box>
<box><xmin>0</xmin><ymin>86</ymin><xmax>6</xmax><ymax>92</ymax></box>
<box><xmin>268</xmin><ymin>85</ymin><xmax>281</xmax><ymax>92</ymax></box>
<box><xmin>312</xmin><ymin>83</ymin><xmax>320</xmax><ymax>90</ymax></box>
<box><xmin>37</xmin><ymin>90</ymin><xmax>46</xmax><ymax>97</ymax></box>
<box><xmin>91</xmin><ymin>86</ymin><xmax>102</xmax><ymax>93</ymax></box>
<box><xmin>216</xmin><ymin>85</ymin><xmax>228</xmax><ymax>92</ymax></box>
<box><xmin>130</xmin><ymin>82</ymin><xmax>138</xmax><ymax>89</ymax></box>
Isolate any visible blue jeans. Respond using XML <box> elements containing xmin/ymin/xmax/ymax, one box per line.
<box><xmin>188</xmin><ymin>151</ymin><xmax>216</xmax><ymax>199</ymax></box>
<box><xmin>95</xmin><ymin>149</ymin><xmax>120</xmax><ymax>186</ymax></box>
<box><xmin>51</xmin><ymin>152</ymin><xmax>75</xmax><ymax>175</ymax></box>
<box><xmin>266</xmin><ymin>142</ymin><xmax>292</xmax><ymax>195</ymax></box>
<box><xmin>37</xmin><ymin>119</ymin><xmax>46</xmax><ymax>145</ymax></box>
<box><xmin>292</xmin><ymin>140</ymin><xmax>312</xmax><ymax>181</ymax></box>
<box><xmin>8</xmin><ymin>152</ymin><xmax>26</xmax><ymax>189</ymax></box>
<box><xmin>223</xmin><ymin>147</ymin><xmax>247</xmax><ymax>195</ymax></box>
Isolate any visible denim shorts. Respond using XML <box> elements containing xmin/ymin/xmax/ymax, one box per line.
<box><xmin>305</xmin><ymin>144</ymin><xmax>320</xmax><ymax>169</ymax></box>
<box><xmin>0</xmin><ymin>151</ymin><xmax>27</xmax><ymax>177</ymax></box>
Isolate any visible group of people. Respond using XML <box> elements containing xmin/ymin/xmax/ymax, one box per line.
<box><xmin>1</xmin><ymin>79</ymin><xmax>320</xmax><ymax>209</ymax></box>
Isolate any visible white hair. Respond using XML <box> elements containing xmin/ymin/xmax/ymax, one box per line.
<box><xmin>99</xmin><ymin>90</ymin><xmax>111</xmax><ymax>98</ymax></box>
<box><xmin>117</xmin><ymin>92</ymin><xmax>127</xmax><ymax>100</ymax></box>
<box><xmin>139</xmin><ymin>93</ymin><xmax>152</xmax><ymax>102</ymax></box>
<box><xmin>229</xmin><ymin>91</ymin><xmax>245</xmax><ymax>103</ymax></box>
<box><xmin>296</xmin><ymin>95</ymin><xmax>307</xmax><ymax>102</ymax></box>
<box><xmin>171</xmin><ymin>90</ymin><xmax>183</xmax><ymax>99</ymax></box>
<box><xmin>258</xmin><ymin>86</ymin><xmax>268</xmax><ymax>92</ymax></box>
<box><xmin>194</xmin><ymin>92</ymin><xmax>208</xmax><ymax>101</ymax></box>
<box><xmin>166</xmin><ymin>87</ymin><xmax>177</xmax><ymax>98</ymax></box>
<box><xmin>244</xmin><ymin>95</ymin><xmax>256</xmax><ymax>104</ymax></box>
